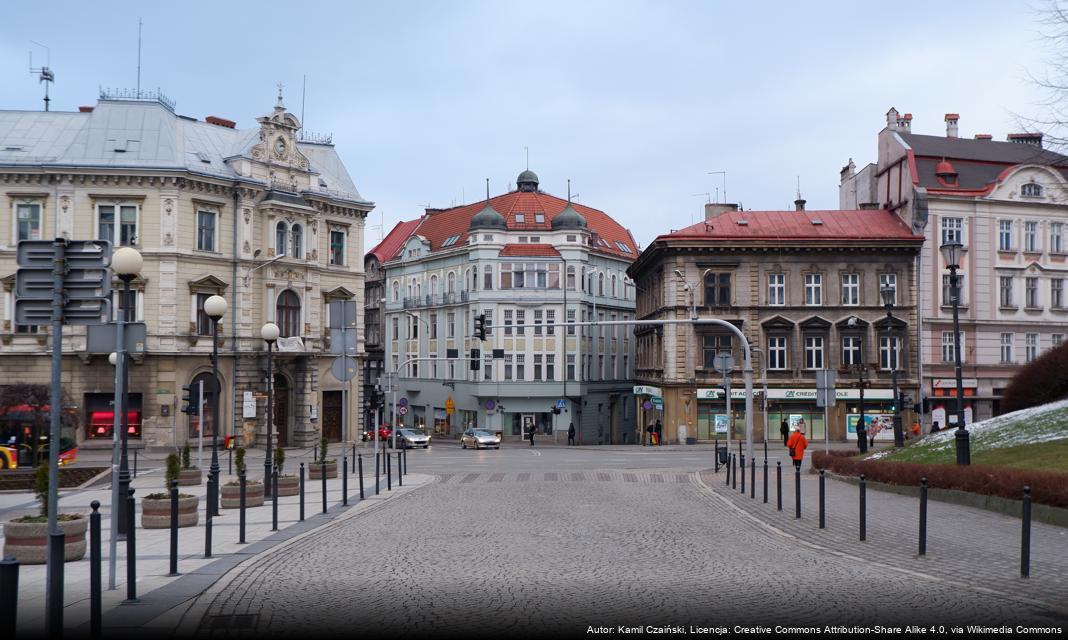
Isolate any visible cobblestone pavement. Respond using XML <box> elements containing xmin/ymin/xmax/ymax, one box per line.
<box><xmin>188</xmin><ymin>463</ymin><xmax>1068</xmax><ymax>638</ymax></box>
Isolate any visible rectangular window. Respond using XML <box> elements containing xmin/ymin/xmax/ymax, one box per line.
<box><xmin>1052</xmin><ymin>223</ymin><xmax>1064</xmax><ymax>253</ymax></box>
<box><xmin>195</xmin><ymin>293</ymin><xmax>213</xmax><ymax>336</ymax></box>
<box><xmin>567</xmin><ymin>309</ymin><xmax>576</xmax><ymax>335</ymax></box>
<box><xmin>484</xmin><ymin>354</ymin><xmax>492</xmax><ymax>381</ymax></box>
<box><xmin>197</xmin><ymin>210</ymin><xmax>216</xmax><ymax>251</ymax></box>
<box><xmin>879</xmin><ymin>336</ymin><xmax>900</xmax><ymax>370</ymax></box>
<box><xmin>392</xmin><ymin>317</ymin><xmax>399</xmax><ymax>340</ymax></box>
<box><xmin>999</xmin><ymin>220</ymin><xmax>1013</xmax><ymax>251</ymax></box>
<box><xmin>516</xmin><ymin>310</ymin><xmax>526</xmax><ymax>335</ymax></box>
<box><xmin>409</xmin><ymin>316</ymin><xmax>419</xmax><ymax>339</ymax></box>
<box><xmin>598</xmin><ymin>355</ymin><xmax>604</xmax><ymax>379</ymax></box>
<box><xmin>16</xmin><ymin>203</ymin><xmax>42</xmax><ymax>241</ymax></box>
<box><xmin>1000</xmin><ymin>276</ymin><xmax>1014</xmax><ymax>307</ymax></box>
<box><xmin>114</xmin><ymin>288</ymin><xmax>138</xmax><ymax>322</ymax></box>
<box><xmin>330</xmin><ymin>230</ymin><xmax>346</xmax><ymax>265</ymax></box>
<box><xmin>1000</xmin><ymin>333</ymin><xmax>1014</xmax><ymax>363</ymax></box>
<box><xmin>482</xmin><ymin>309</ymin><xmax>493</xmax><ymax>336</ymax></box>
<box><xmin>804</xmin><ymin>274</ymin><xmax>822</xmax><ymax>306</ymax></box>
<box><xmin>430</xmin><ymin>355</ymin><xmax>438</xmax><ymax>379</ymax></box>
<box><xmin>98</xmin><ymin>204</ymin><xmax>138</xmax><ymax>246</ymax></box>
<box><xmin>879</xmin><ymin>273</ymin><xmax>897</xmax><ymax>306</ymax></box>
<box><xmin>703</xmin><ymin>272</ymin><xmax>731</xmax><ymax>306</ymax></box>
<box><xmin>1026</xmin><ymin>333</ymin><xmax>1039</xmax><ymax>362</ymax></box>
<box><xmin>768</xmin><ymin>336</ymin><xmax>787</xmax><ymax>370</ymax></box>
<box><xmin>1026</xmin><ymin>277</ymin><xmax>1039</xmax><ymax>308</ymax></box>
<box><xmin>484</xmin><ymin>265</ymin><xmax>494</xmax><ymax>290</ymax></box>
<box><xmin>534</xmin><ymin>355</ymin><xmax>543</xmax><ymax>381</ymax></box>
<box><xmin>1052</xmin><ymin>279</ymin><xmax>1064</xmax><ymax>309</ymax></box>
<box><xmin>429</xmin><ymin>313</ymin><xmax>438</xmax><ymax>339</ymax></box>
<box><xmin>841</xmin><ymin>273</ymin><xmax>859</xmax><ymax>306</ymax></box>
<box><xmin>504</xmin><ymin>355</ymin><xmax>513</xmax><ymax>381</ymax></box>
<box><xmin>767</xmin><ymin>273</ymin><xmax>785</xmax><ymax>306</ymax></box>
<box><xmin>702</xmin><ymin>334</ymin><xmax>732</xmax><ymax>369</ymax></box>
<box><xmin>546</xmin><ymin>309</ymin><xmax>556</xmax><ymax>335</ymax></box>
<box><xmin>842</xmin><ymin>336</ymin><xmax>862</xmax><ymax>366</ymax></box>
<box><xmin>1053</xmin><ymin>334</ymin><xmax>1064</xmax><ymax>348</ymax></box>
<box><xmin>804</xmin><ymin>336</ymin><xmax>824</xmax><ymax>369</ymax></box>
<box><xmin>547</xmin><ymin>354</ymin><xmax>556</xmax><ymax>380</ymax></box>
<box><xmin>504</xmin><ymin>310</ymin><xmax>513</xmax><ymax>335</ymax></box>
<box><xmin>1025</xmin><ymin>221</ymin><xmax>1038</xmax><ymax>252</ymax></box>
<box><xmin>447</xmin><ymin>312</ymin><xmax>455</xmax><ymax>338</ymax></box>
<box><xmin>942</xmin><ymin>331</ymin><xmax>965</xmax><ymax>363</ymax></box>
<box><xmin>941</xmin><ymin>217</ymin><xmax>963</xmax><ymax>245</ymax></box>
<box><xmin>534</xmin><ymin>310</ymin><xmax>543</xmax><ymax>335</ymax></box>
<box><xmin>943</xmin><ymin>274</ymin><xmax>966</xmax><ymax>306</ymax></box>
<box><xmin>567</xmin><ymin>354</ymin><xmax>576</xmax><ymax>381</ymax></box>
<box><xmin>516</xmin><ymin>354</ymin><xmax>525</xmax><ymax>380</ymax></box>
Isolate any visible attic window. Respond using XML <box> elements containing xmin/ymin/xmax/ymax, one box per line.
<box><xmin>614</xmin><ymin>241</ymin><xmax>632</xmax><ymax>253</ymax></box>
<box><xmin>195</xmin><ymin>151</ymin><xmax>212</xmax><ymax>164</ymax></box>
<box><xmin>811</xmin><ymin>219</ymin><xmax>824</xmax><ymax>226</ymax></box>
<box><xmin>535</xmin><ymin>213</ymin><xmax>545</xmax><ymax>223</ymax></box>
<box><xmin>1021</xmin><ymin>183</ymin><xmax>1044</xmax><ymax>198</ymax></box>
<box><xmin>736</xmin><ymin>220</ymin><xmax>749</xmax><ymax>226</ymax></box>
<box><xmin>318</xmin><ymin>178</ymin><xmax>328</xmax><ymax>188</ymax></box>
<box><xmin>4</xmin><ymin>145</ymin><xmax>25</xmax><ymax>152</ymax></box>
<box><xmin>599</xmin><ymin>238</ymin><xmax>611</xmax><ymax>247</ymax></box>
<box><xmin>566</xmin><ymin>235</ymin><xmax>577</xmax><ymax>242</ymax></box>
<box><xmin>441</xmin><ymin>234</ymin><xmax>461</xmax><ymax>247</ymax></box>
<box><xmin>515</xmin><ymin>214</ymin><xmax>525</xmax><ymax>223</ymax></box>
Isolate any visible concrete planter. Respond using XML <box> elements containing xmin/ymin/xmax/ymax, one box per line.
<box><xmin>222</xmin><ymin>480</ymin><xmax>264</xmax><ymax>508</ymax></box>
<box><xmin>178</xmin><ymin>468</ymin><xmax>202</xmax><ymax>486</ymax></box>
<box><xmin>2</xmin><ymin>515</ymin><xmax>87</xmax><ymax>564</ymax></box>
<box><xmin>276</xmin><ymin>474</ymin><xmax>299</xmax><ymax>496</ymax></box>
<box><xmin>141</xmin><ymin>494</ymin><xmax>199</xmax><ymax>528</ymax></box>
<box><xmin>309</xmin><ymin>462</ymin><xmax>337</xmax><ymax>480</ymax></box>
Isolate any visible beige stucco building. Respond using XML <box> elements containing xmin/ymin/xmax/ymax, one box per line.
<box><xmin>0</xmin><ymin>90</ymin><xmax>371</xmax><ymax>451</ymax></box>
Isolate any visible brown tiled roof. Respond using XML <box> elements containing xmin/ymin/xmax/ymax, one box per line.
<box><xmin>499</xmin><ymin>243</ymin><xmax>561</xmax><ymax>257</ymax></box>
<box><xmin>366</xmin><ymin>218</ymin><xmax>423</xmax><ymax>263</ymax></box>
<box><xmin>662</xmin><ymin>209</ymin><xmax>922</xmax><ymax>243</ymax></box>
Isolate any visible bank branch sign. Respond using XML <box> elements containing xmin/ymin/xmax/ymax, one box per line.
<box><xmin>696</xmin><ymin>388</ymin><xmax>894</xmax><ymax>401</ymax></box>
<box><xmin>633</xmin><ymin>385</ymin><xmax>662</xmax><ymax>397</ymax></box>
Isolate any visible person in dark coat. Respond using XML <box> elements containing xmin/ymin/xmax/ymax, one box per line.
<box><xmin>645</xmin><ymin>423</ymin><xmax>654</xmax><ymax>446</ymax></box>
<box><xmin>528</xmin><ymin>424</ymin><xmax>536</xmax><ymax>447</ymax></box>
<box><xmin>654</xmin><ymin>420</ymin><xmax>663</xmax><ymax>446</ymax></box>
<box><xmin>780</xmin><ymin>419</ymin><xmax>790</xmax><ymax>446</ymax></box>
<box><xmin>567</xmin><ymin>422</ymin><xmax>576</xmax><ymax>446</ymax></box>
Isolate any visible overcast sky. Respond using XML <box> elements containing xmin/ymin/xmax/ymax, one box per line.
<box><xmin>0</xmin><ymin>0</ymin><xmax>1056</xmax><ymax>249</ymax></box>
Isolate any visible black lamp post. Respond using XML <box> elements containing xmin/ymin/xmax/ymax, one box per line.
<box><xmin>857</xmin><ymin>363</ymin><xmax>867</xmax><ymax>453</ymax></box>
<box><xmin>939</xmin><ymin>241</ymin><xmax>970</xmax><ymax>465</ymax></box>
<box><xmin>112</xmin><ymin>247</ymin><xmax>142</xmax><ymax>536</ymax></box>
<box><xmin>881</xmin><ymin>285</ymin><xmax>904</xmax><ymax>448</ymax></box>
<box><xmin>261</xmin><ymin>322</ymin><xmax>279</xmax><ymax>497</ymax></box>
<box><xmin>204</xmin><ymin>295</ymin><xmax>228</xmax><ymax>513</ymax></box>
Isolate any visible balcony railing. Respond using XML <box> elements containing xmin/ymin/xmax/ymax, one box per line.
<box><xmin>401</xmin><ymin>292</ymin><xmax>469</xmax><ymax>309</ymax></box>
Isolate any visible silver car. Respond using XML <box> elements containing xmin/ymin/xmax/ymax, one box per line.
<box><xmin>392</xmin><ymin>428</ymin><xmax>431</xmax><ymax>449</ymax></box>
<box><xmin>460</xmin><ymin>428</ymin><xmax>501</xmax><ymax>450</ymax></box>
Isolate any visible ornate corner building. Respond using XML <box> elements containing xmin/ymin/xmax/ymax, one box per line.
<box><xmin>0</xmin><ymin>90</ymin><xmax>372</xmax><ymax>450</ymax></box>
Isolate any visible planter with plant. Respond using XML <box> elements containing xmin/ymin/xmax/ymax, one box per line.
<box><xmin>222</xmin><ymin>447</ymin><xmax>263</xmax><ymax>508</ymax></box>
<box><xmin>309</xmin><ymin>436</ymin><xmax>337</xmax><ymax>480</ymax></box>
<box><xmin>142</xmin><ymin>453</ymin><xmax>199</xmax><ymax>528</ymax></box>
<box><xmin>178</xmin><ymin>443</ymin><xmax>202</xmax><ymax>485</ymax></box>
<box><xmin>273</xmin><ymin>446</ymin><xmax>299</xmax><ymax>496</ymax></box>
<box><xmin>3</xmin><ymin>464</ymin><xmax>87</xmax><ymax>563</ymax></box>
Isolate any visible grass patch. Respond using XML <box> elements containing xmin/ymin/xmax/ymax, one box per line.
<box><xmin>971</xmin><ymin>438</ymin><xmax>1068</xmax><ymax>473</ymax></box>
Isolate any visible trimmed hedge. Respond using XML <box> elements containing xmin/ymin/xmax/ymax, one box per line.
<box><xmin>811</xmin><ymin>451</ymin><xmax>1068</xmax><ymax>509</ymax></box>
<box><xmin>1001</xmin><ymin>341</ymin><xmax>1068</xmax><ymax>413</ymax></box>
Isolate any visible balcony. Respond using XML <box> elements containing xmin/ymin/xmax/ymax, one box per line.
<box><xmin>402</xmin><ymin>292</ymin><xmax>470</xmax><ymax>309</ymax></box>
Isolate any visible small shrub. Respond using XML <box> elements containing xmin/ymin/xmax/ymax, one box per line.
<box><xmin>273</xmin><ymin>446</ymin><xmax>285</xmax><ymax>475</ymax></box>
<box><xmin>182</xmin><ymin>444</ymin><xmax>192</xmax><ymax>470</ymax></box>
<box><xmin>34</xmin><ymin>464</ymin><xmax>49</xmax><ymax>518</ymax></box>
<box><xmin>235</xmin><ymin>447</ymin><xmax>246</xmax><ymax>475</ymax></box>
<box><xmin>1002</xmin><ymin>342</ymin><xmax>1068</xmax><ymax>413</ymax></box>
<box><xmin>318</xmin><ymin>436</ymin><xmax>328</xmax><ymax>465</ymax></box>
<box><xmin>165</xmin><ymin>453</ymin><xmax>181</xmax><ymax>488</ymax></box>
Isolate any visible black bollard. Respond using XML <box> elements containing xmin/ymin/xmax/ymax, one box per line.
<box><xmin>860</xmin><ymin>474</ymin><xmax>867</xmax><ymax>542</ymax></box>
<box><xmin>750</xmin><ymin>458</ymin><xmax>756</xmax><ymax>499</ymax></box>
<box><xmin>342</xmin><ymin>454</ymin><xmax>348</xmax><ymax>506</ymax></box>
<box><xmin>358</xmin><ymin>454</ymin><xmax>365</xmax><ymax>500</ymax></box>
<box><xmin>2</xmin><ymin>555</ymin><xmax>19</xmax><ymax>640</ymax></box>
<box><xmin>763</xmin><ymin>438</ymin><xmax>767</xmax><ymax>461</ymax></box>
<box><xmin>228</xmin><ymin>447</ymin><xmax>232</xmax><ymax>476</ymax></box>
<box><xmin>1021</xmin><ymin>485</ymin><xmax>1032</xmax><ymax>578</ymax></box>
<box><xmin>90</xmin><ymin>500</ymin><xmax>101</xmax><ymax>639</ymax></box>
<box><xmin>321</xmin><ymin>459</ymin><xmax>328</xmax><ymax>514</ymax></box>
<box><xmin>723</xmin><ymin>449</ymin><xmax>729</xmax><ymax>485</ymax></box>
<box><xmin>271</xmin><ymin>467</ymin><xmax>279</xmax><ymax>534</ymax></box>
<box><xmin>776</xmin><ymin>461</ymin><xmax>782</xmax><ymax>511</ymax></box>
<box><xmin>731</xmin><ymin>454</ymin><xmax>737</xmax><ymax>489</ymax></box>
<box><xmin>794</xmin><ymin>466</ymin><xmax>801</xmax><ymax>519</ymax></box>
<box><xmin>125</xmin><ymin>488</ymin><xmax>138</xmax><ymax>602</ymax></box>
<box><xmin>169</xmin><ymin>480</ymin><xmax>179</xmax><ymax>576</ymax></box>
<box><xmin>387</xmin><ymin>448</ymin><xmax>392</xmax><ymax>491</ymax></box>
<box><xmin>314</xmin><ymin>443</ymin><xmax>318</xmax><ymax>464</ymax></box>
<box><xmin>352</xmin><ymin>442</ymin><xmax>356</xmax><ymax>470</ymax></box>
<box><xmin>818</xmin><ymin>470</ymin><xmax>826</xmax><ymax>529</ymax></box>
<box><xmin>134</xmin><ymin>449</ymin><xmax>138</xmax><ymax>478</ymax></box>
<box><xmin>239</xmin><ymin>471</ymin><xmax>247</xmax><ymax>544</ymax></box>
<box><xmin>763</xmin><ymin>459</ymin><xmax>768</xmax><ymax>504</ymax></box>
<box><xmin>298</xmin><ymin>463</ymin><xmax>305</xmax><ymax>522</ymax></box>
<box><xmin>919</xmin><ymin>477</ymin><xmax>928</xmax><ymax>556</ymax></box>
<box><xmin>205</xmin><ymin>476</ymin><xmax>213</xmax><ymax>558</ymax></box>
<box><xmin>47</xmin><ymin>524</ymin><xmax>64</xmax><ymax>635</ymax></box>
<box><xmin>397</xmin><ymin>452</ymin><xmax>403</xmax><ymax>487</ymax></box>
<box><xmin>740</xmin><ymin>453</ymin><xmax>746</xmax><ymax>494</ymax></box>
<box><xmin>403</xmin><ymin>446</ymin><xmax>408</xmax><ymax>475</ymax></box>
<box><xmin>714</xmin><ymin>438</ymin><xmax>720</xmax><ymax>472</ymax></box>
<box><xmin>375</xmin><ymin>446</ymin><xmax>381</xmax><ymax>495</ymax></box>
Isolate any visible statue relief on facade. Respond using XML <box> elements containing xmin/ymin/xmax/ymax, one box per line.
<box><xmin>243</xmin><ymin>209</ymin><xmax>251</xmax><ymax>224</ymax></box>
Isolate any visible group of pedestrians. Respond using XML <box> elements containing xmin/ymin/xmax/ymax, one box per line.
<box><xmin>643</xmin><ymin>420</ymin><xmax>663</xmax><ymax>446</ymax></box>
<box><xmin>526</xmin><ymin>422</ymin><xmax>579</xmax><ymax>446</ymax></box>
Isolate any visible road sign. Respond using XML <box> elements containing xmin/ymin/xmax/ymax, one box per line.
<box><xmin>815</xmin><ymin>369</ymin><xmax>837</xmax><ymax>408</ymax></box>
<box><xmin>555</xmin><ymin>399</ymin><xmax>566</xmax><ymax>410</ymax></box>
<box><xmin>17</xmin><ymin>240</ymin><xmax>111</xmax><ymax>269</ymax></box>
<box><xmin>485</xmin><ymin>399</ymin><xmax>496</xmax><ymax>411</ymax></box>
<box><xmin>17</xmin><ymin>268</ymin><xmax>111</xmax><ymax>300</ymax></box>
<box><xmin>16</xmin><ymin>239</ymin><xmax>112</xmax><ymax>326</ymax></box>
<box><xmin>16</xmin><ymin>298</ymin><xmax>111</xmax><ymax>325</ymax></box>
<box><xmin>86</xmin><ymin>322</ymin><xmax>147</xmax><ymax>354</ymax></box>
<box><xmin>330</xmin><ymin>356</ymin><xmax>358</xmax><ymax>382</ymax></box>
<box><xmin>398</xmin><ymin>397</ymin><xmax>408</xmax><ymax>407</ymax></box>
<box><xmin>398</xmin><ymin>405</ymin><xmax>408</xmax><ymax>416</ymax></box>
<box><xmin>652</xmin><ymin>396</ymin><xmax>664</xmax><ymax>410</ymax></box>
<box><xmin>327</xmin><ymin>300</ymin><xmax>357</xmax><ymax>329</ymax></box>
<box><xmin>713</xmin><ymin>352</ymin><xmax>734</xmax><ymax>375</ymax></box>
<box><xmin>642</xmin><ymin>400</ymin><xmax>653</xmax><ymax>410</ymax></box>
<box><xmin>446</xmin><ymin>397</ymin><xmax>455</xmax><ymax>415</ymax></box>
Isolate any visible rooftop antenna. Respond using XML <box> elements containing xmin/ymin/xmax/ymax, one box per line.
<box><xmin>708</xmin><ymin>170</ymin><xmax>727</xmax><ymax>204</ymax></box>
<box><xmin>486</xmin><ymin>178</ymin><xmax>490</xmax><ymax>202</ymax></box>
<box><xmin>796</xmin><ymin>175</ymin><xmax>802</xmax><ymax>200</ymax></box>
<box><xmin>691</xmin><ymin>192</ymin><xmax>712</xmax><ymax>205</ymax></box>
<box><xmin>301</xmin><ymin>75</ymin><xmax>306</xmax><ymax>124</ymax></box>
<box><xmin>136</xmin><ymin>18</ymin><xmax>142</xmax><ymax>97</ymax></box>
<box><xmin>524</xmin><ymin>147</ymin><xmax>529</xmax><ymax>170</ymax></box>
<box><xmin>567</xmin><ymin>179</ymin><xmax>571</xmax><ymax>203</ymax></box>
<box><xmin>28</xmin><ymin>41</ymin><xmax>55</xmax><ymax>112</ymax></box>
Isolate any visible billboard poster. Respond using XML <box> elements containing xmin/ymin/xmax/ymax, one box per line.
<box><xmin>788</xmin><ymin>415</ymin><xmax>808</xmax><ymax>432</ymax></box>
<box><xmin>714</xmin><ymin>415</ymin><xmax>729</xmax><ymax>434</ymax></box>
<box><xmin>846</xmin><ymin>414</ymin><xmax>895</xmax><ymax>440</ymax></box>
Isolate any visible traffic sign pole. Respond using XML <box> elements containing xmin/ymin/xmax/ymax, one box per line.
<box><xmin>45</xmin><ymin>238</ymin><xmax>65</xmax><ymax>636</ymax></box>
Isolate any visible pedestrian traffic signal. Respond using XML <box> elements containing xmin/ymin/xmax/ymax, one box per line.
<box><xmin>474</xmin><ymin>314</ymin><xmax>486</xmax><ymax>341</ymax></box>
<box><xmin>181</xmin><ymin>384</ymin><xmax>198</xmax><ymax>415</ymax></box>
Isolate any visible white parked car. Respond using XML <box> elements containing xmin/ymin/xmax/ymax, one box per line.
<box><xmin>391</xmin><ymin>428</ymin><xmax>431</xmax><ymax>449</ymax></box>
<box><xmin>460</xmin><ymin>429</ymin><xmax>501</xmax><ymax>450</ymax></box>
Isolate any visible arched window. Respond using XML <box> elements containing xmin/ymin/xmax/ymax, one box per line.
<box><xmin>611</xmin><ymin>274</ymin><xmax>617</xmax><ymax>298</ymax></box>
<box><xmin>188</xmin><ymin>371</ymin><xmax>217</xmax><ymax>439</ymax></box>
<box><xmin>566</xmin><ymin>265</ymin><xmax>576</xmax><ymax>291</ymax></box>
<box><xmin>430</xmin><ymin>275</ymin><xmax>438</xmax><ymax>296</ymax></box>
<box><xmin>291</xmin><ymin>223</ymin><xmax>303</xmax><ymax>259</ymax></box>
<box><xmin>581</xmin><ymin>268</ymin><xmax>587</xmax><ymax>293</ymax></box>
<box><xmin>483</xmin><ymin>265</ymin><xmax>493</xmax><ymax>290</ymax></box>
<box><xmin>276</xmin><ymin>221</ymin><xmax>288</xmax><ymax>256</ymax></box>
<box><xmin>276</xmin><ymin>290</ymin><xmax>301</xmax><ymax>337</ymax></box>
<box><xmin>392</xmin><ymin>281</ymin><xmax>400</xmax><ymax>302</ymax></box>
<box><xmin>1021</xmin><ymin>182</ymin><xmax>1044</xmax><ymax>198</ymax></box>
<box><xmin>407</xmin><ymin>282</ymin><xmax>413</xmax><ymax>299</ymax></box>
<box><xmin>447</xmin><ymin>272</ymin><xmax>456</xmax><ymax>294</ymax></box>
<box><xmin>599</xmin><ymin>273</ymin><xmax>605</xmax><ymax>296</ymax></box>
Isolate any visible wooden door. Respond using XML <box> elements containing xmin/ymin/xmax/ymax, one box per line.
<box><xmin>274</xmin><ymin>374</ymin><xmax>290</xmax><ymax>448</ymax></box>
<box><xmin>322</xmin><ymin>391</ymin><xmax>342</xmax><ymax>443</ymax></box>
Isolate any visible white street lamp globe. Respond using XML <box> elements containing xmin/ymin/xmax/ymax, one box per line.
<box><xmin>261</xmin><ymin>322</ymin><xmax>280</xmax><ymax>342</ymax></box>
<box><xmin>112</xmin><ymin>247</ymin><xmax>143</xmax><ymax>276</ymax></box>
<box><xmin>204</xmin><ymin>295</ymin><xmax>228</xmax><ymax>319</ymax></box>
<box><xmin>108</xmin><ymin>352</ymin><xmax>117</xmax><ymax>366</ymax></box>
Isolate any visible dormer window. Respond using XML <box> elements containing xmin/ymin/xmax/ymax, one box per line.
<box><xmin>515</xmin><ymin>214</ymin><xmax>525</xmax><ymax>223</ymax></box>
<box><xmin>1021</xmin><ymin>182</ymin><xmax>1044</xmax><ymax>198</ymax></box>
<box><xmin>535</xmin><ymin>213</ymin><xmax>545</xmax><ymax>223</ymax></box>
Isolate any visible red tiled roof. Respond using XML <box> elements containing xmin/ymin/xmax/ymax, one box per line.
<box><xmin>499</xmin><ymin>243</ymin><xmax>561</xmax><ymax>257</ymax></box>
<box><xmin>392</xmin><ymin>189</ymin><xmax>637</xmax><ymax>260</ymax></box>
<box><xmin>661</xmin><ymin>209</ymin><xmax>922</xmax><ymax>243</ymax></box>
<box><xmin>366</xmin><ymin>218</ymin><xmax>423</xmax><ymax>263</ymax></box>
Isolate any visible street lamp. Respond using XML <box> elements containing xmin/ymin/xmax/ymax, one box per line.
<box><xmin>261</xmin><ymin>322</ymin><xmax>280</xmax><ymax>497</ymax></box>
<box><xmin>881</xmin><ymin>285</ymin><xmax>903</xmax><ymax>448</ymax></box>
<box><xmin>204</xmin><ymin>294</ymin><xmax>228</xmax><ymax>514</ymax></box>
<box><xmin>112</xmin><ymin>247</ymin><xmax>141</xmax><ymax>537</ymax></box>
<box><xmin>847</xmin><ymin>316</ymin><xmax>868</xmax><ymax>453</ymax></box>
<box><xmin>939</xmin><ymin>241</ymin><xmax>970</xmax><ymax>465</ymax></box>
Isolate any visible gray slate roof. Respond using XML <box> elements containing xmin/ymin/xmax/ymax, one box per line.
<box><xmin>899</xmin><ymin>132</ymin><xmax>1068</xmax><ymax>166</ymax></box>
<box><xmin>0</xmin><ymin>99</ymin><xmax>368</xmax><ymax>205</ymax></box>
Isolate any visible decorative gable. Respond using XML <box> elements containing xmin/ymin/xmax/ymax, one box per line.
<box><xmin>188</xmin><ymin>274</ymin><xmax>229</xmax><ymax>293</ymax></box>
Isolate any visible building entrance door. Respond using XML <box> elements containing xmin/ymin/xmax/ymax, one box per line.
<box><xmin>274</xmin><ymin>374</ymin><xmax>290</xmax><ymax>447</ymax></box>
<box><xmin>322</xmin><ymin>391</ymin><xmax>342</xmax><ymax>442</ymax></box>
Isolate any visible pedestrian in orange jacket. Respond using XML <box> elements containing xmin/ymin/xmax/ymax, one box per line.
<box><xmin>786</xmin><ymin>427</ymin><xmax>808</xmax><ymax>470</ymax></box>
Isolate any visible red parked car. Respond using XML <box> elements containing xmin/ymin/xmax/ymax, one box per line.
<box><xmin>362</xmin><ymin>426</ymin><xmax>393</xmax><ymax>442</ymax></box>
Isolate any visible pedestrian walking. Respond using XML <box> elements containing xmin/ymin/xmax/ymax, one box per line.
<box><xmin>786</xmin><ymin>426</ymin><xmax>807</xmax><ymax>471</ymax></box>
<box><xmin>568</xmin><ymin>422</ymin><xmax>576</xmax><ymax>446</ymax></box>
<box><xmin>528</xmin><ymin>424</ymin><xmax>536</xmax><ymax>447</ymax></box>
<box><xmin>645</xmin><ymin>423</ymin><xmax>654</xmax><ymax>446</ymax></box>
<box><xmin>654</xmin><ymin>420</ymin><xmax>663</xmax><ymax>446</ymax></box>
<box><xmin>780</xmin><ymin>419</ymin><xmax>789</xmax><ymax>446</ymax></box>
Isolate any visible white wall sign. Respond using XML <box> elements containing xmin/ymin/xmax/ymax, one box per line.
<box><xmin>633</xmin><ymin>385</ymin><xmax>662</xmax><ymax>397</ymax></box>
<box><xmin>242</xmin><ymin>391</ymin><xmax>257</xmax><ymax>419</ymax></box>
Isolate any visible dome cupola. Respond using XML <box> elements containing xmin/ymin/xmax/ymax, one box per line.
<box><xmin>517</xmin><ymin>170</ymin><xmax>539</xmax><ymax>192</ymax></box>
<box><xmin>551</xmin><ymin>204</ymin><xmax>587</xmax><ymax>230</ymax></box>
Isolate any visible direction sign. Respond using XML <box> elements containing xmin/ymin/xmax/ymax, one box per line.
<box><xmin>17</xmin><ymin>268</ymin><xmax>111</xmax><ymax>300</ymax></box>
<box><xmin>330</xmin><ymin>355</ymin><xmax>358</xmax><ymax>382</ymax></box>
<box><xmin>327</xmin><ymin>300</ymin><xmax>357</xmax><ymax>330</ymax></box>
<box><xmin>17</xmin><ymin>240</ymin><xmax>111</xmax><ymax>269</ymax></box>
<box><xmin>16</xmin><ymin>298</ymin><xmax>111</xmax><ymax>325</ymax></box>
<box><xmin>16</xmin><ymin>239</ymin><xmax>112</xmax><ymax>326</ymax></box>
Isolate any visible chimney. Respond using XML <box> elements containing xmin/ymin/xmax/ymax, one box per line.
<box><xmin>205</xmin><ymin>115</ymin><xmax>237</xmax><ymax>129</ymax></box>
<box><xmin>1007</xmin><ymin>133</ymin><xmax>1044</xmax><ymax>148</ymax></box>
<box><xmin>945</xmin><ymin>113</ymin><xmax>959</xmax><ymax>138</ymax></box>
<box><xmin>899</xmin><ymin>113</ymin><xmax>913</xmax><ymax>131</ymax></box>
<box><xmin>78</xmin><ymin>106</ymin><xmax>94</xmax><ymax>113</ymax></box>
<box><xmin>704</xmin><ymin>202</ymin><xmax>739</xmax><ymax>220</ymax></box>
<box><xmin>886</xmin><ymin>107</ymin><xmax>900</xmax><ymax>130</ymax></box>
<box><xmin>840</xmin><ymin>158</ymin><xmax>856</xmax><ymax>183</ymax></box>
<box><xmin>974</xmin><ymin>134</ymin><xmax>992</xmax><ymax>140</ymax></box>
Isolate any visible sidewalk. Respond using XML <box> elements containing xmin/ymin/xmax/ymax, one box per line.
<box><xmin>697</xmin><ymin>451</ymin><xmax>1068</xmax><ymax>617</ymax></box>
<box><xmin>2</xmin><ymin>449</ymin><xmax>430</xmax><ymax>637</ymax></box>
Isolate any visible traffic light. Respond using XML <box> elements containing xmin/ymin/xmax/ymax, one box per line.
<box><xmin>181</xmin><ymin>384</ymin><xmax>198</xmax><ymax>415</ymax></box>
<box><xmin>474</xmin><ymin>314</ymin><xmax>486</xmax><ymax>341</ymax></box>
<box><xmin>551</xmin><ymin>406</ymin><xmax>561</xmax><ymax>415</ymax></box>
<box><xmin>470</xmin><ymin>348</ymin><xmax>481</xmax><ymax>371</ymax></box>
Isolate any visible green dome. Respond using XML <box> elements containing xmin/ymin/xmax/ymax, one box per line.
<box><xmin>551</xmin><ymin>204</ymin><xmax>587</xmax><ymax>230</ymax></box>
<box><xmin>469</xmin><ymin>203</ymin><xmax>507</xmax><ymax>230</ymax></box>
<box><xmin>517</xmin><ymin>170</ymin><xmax>539</xmax><ymax>192</ymax></box>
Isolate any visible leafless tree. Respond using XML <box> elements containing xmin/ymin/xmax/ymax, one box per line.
<box><xmin>1026</xmin><ymin>1</ymin><xmax>1068</xmax><ymax>149</ymax></box>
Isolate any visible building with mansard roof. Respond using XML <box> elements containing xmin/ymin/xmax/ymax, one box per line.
<box><xmin>0</xmin><ymin>89</ymin><xmax>371</xmax><ymax>451</ymax></box>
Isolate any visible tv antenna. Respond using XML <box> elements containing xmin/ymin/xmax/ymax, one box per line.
<box><xmin>707</xmin><ymin>170</ymin><xmax>727</xmax><ymax>203</ymax></box>
<box><xmin>29</xmin><ymin>41</ymin><xmax>55</xmax><ymax>112</ymax></box>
